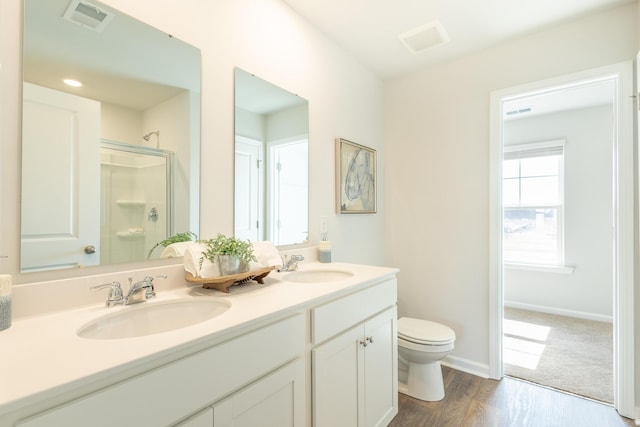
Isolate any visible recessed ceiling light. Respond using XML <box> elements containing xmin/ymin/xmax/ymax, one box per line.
<box><xmin>63</xmin><ymin>79</ymin><xmax>82</xmax><ymax>87</ymax></box>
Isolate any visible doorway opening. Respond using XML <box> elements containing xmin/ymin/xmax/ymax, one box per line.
<box><xmin>502</xmin><ymin>79</ymin><xmax>614</xmax><ymax>402</ymax></box>
<box><xmin>488</xmin><ymin>62</ymin><xmax>634</xmax><ymax>417</ymax></box>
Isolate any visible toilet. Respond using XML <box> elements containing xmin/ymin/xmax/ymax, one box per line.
<box><xmin>397</xmin><ymin>317</ymin><xmax>456</xmax><ymax>401</ymax></box>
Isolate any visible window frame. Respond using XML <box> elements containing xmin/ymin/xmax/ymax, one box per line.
<box><xmin>503</xmin><ymin>139</ymin><xmax>566</xmax><ymax>267</ymax></box>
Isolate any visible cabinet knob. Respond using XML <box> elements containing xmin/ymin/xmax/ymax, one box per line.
<box><xmin>366</xmin><ymin>336</ymin><xmax>374</xmax><ymax>344</ymax></box>
<box><xmin>360</xmin><ymin>339</ymin><xmax>368</xmax><ymax>347</ymax></box>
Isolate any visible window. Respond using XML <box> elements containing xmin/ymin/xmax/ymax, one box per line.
<box><xmin>503</xmin><ymin>140</ymin><xmax>565</xmax><ymax>266</ymax></box>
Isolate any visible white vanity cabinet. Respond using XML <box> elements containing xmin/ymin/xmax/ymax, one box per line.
<box><xmin>17</xmin><ymin>313</ymin><xmax>305</xmax><ymax>427</ymax></box>
<box><xmin>175</xmin><ymin>408</ymin><xmax>214</xmax><ymax>427</ymax></box>
<box><xmin>212</xmin><ymin>358</ymin><xmax>305</xmax><ymax>426</ymax></box>
<box><xmin>310</xmin><ymin>278</ymin><xmax>398</xmax><ymax>427</ymax></box>
<box><xmin>5</xmin><ymin>264</ymin><xmax>399</xmax><ymax>427</ymax></box>
<box><xmin>176</xmin><ymin>358</ymin><xmax>305</xmax><ymax>427</ymax></box>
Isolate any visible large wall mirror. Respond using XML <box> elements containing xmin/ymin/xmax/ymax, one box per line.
<box><xmin>21</xmin><ymin>0</ymin><xmax>201</xmax><ymax>273</ymax></box>
<box><xmin>234</xmin><ymin>68</ymin><xmax>308</xmax><ymax>246</ymax></box>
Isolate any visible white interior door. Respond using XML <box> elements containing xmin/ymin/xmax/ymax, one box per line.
<box><xmin>234</xmin><ymin>136</ymin><xmax>262</xmax><ymax>241</ymax></box>
<box><xmin>21</xmin><ymin>82</ymin><xmax>101</xmax><ymax>271</ymax></box>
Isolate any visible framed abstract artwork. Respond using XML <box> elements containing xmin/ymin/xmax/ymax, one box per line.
<box><xmin>336</xmin><ymin>138</ymin><xmax>376</xmax><ymax>214</ymax></box>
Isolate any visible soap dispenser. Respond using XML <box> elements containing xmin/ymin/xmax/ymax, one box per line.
<box><xmin>318</xmin><ymin>216</ymin><xmax>332</xmax><ymax>263</ymax></box>
<box><xmin>319</xmin><ymin>239</ymin><xmax>332</xmax><ymax>263</ymax></box>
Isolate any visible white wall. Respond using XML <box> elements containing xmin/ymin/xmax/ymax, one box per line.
<box><xmin>384</xmin><ymin>4</ymin><xmax>637</xmax><ymax>373</ymax></box>
<box><xmin>503</xmin><ymin>105</ymin><xmax>613</xmax><ymax>320</ymax></box>
<box><xmin>0</xmin><ymin>0</ymin><xmax>386</xmax><ymax>282</ymax></box>
<box><xmin>267</xmin><ymin>104</ymin><xmax>309</xmax><ymax>142</ymax></box>
<box><xmin>101</xmin><ymin>103</ymin><xmax>142</xmax><ymax>143</ymax></box>
<box><xmin>236</xmin><ymin>107</ymin><xmax>265</xmax><ymax>141</ymax></box>
<box><xmin>143</xmin><ymin>91</ymin><xmax>196</xmax><ymax>235</ymax></box>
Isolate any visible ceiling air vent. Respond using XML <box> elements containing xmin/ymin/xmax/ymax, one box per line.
<box><xmin>63</xmin><ymin>0</ymin><xmax>114</xmax><ymax>32</ymax></box>
<box><xmin>398</xmin><ymin>21</ymin><xmax>450</xmax><ymax>54</ymax></box>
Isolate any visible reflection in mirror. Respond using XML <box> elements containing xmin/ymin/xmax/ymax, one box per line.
<box><xmin>99</xmin><ymin>140</ymin><xmax>173</xmax><ymax>265</ymax></box>
<box><xmin>234</xmin><ymin>69</ymin><xmax>309</xmax><ymax>246</ymax></box>
<box><xmin>21</xmin><ymin>0</ymin><xmax>201</xmax><ymax>272</ymax></box>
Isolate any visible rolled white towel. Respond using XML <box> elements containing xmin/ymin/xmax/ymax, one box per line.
<box><xmin>183</xmin><ymin>243</ymin><xmax>221</xmax><ymax>278</ymax></box>
<box><xmin>160</xmin><ymin>241</ymin><xmax>195</xmax><ymax>258</ymax></box>
<box><xmin>200</xmin><ymin>259</ymin><xmax>221</xmax><ymax>278</ymax></box>
<box><xmin>249</xmin><ymin>241</ymin><xmax>282</xmax><ymax>270</ymax></box>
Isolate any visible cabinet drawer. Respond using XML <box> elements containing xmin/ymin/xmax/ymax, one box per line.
<box><xmin>311</xmin><ymin>279</ymin><xmax>396</xmax><ymax>345</ymax></box>
<box><xmin>18</xmin><ymin>313</ymin><xmax>305</xmax><ymax>427</ymax></box>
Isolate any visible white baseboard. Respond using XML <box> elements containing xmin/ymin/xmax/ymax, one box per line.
<box><xmin>504</xmin><ymin>301</ymin><xmax>613</xmax><ymax>323</ymax></box>
<box><xmin>441</xmin><ymin>355</ymin><xmax>490</xmax><ymax>379</ymax></box>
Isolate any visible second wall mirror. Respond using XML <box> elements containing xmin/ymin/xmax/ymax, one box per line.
<box><xmin>234</xmin><ymin>68</ymin><xmax>308</xmax><ymax>246</ymax></box>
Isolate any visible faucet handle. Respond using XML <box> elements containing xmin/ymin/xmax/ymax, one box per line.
<box><xmin>91</xmin><ymin>281</ymin><xmax>124</xmax><ymax>307</ymax></box>
<box><xmin>142</xmin><ymin>275</ymin><xmax>167</xmax><ymax>298</ymax></box>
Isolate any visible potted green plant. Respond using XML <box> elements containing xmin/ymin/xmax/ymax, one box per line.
<box><xmin>200</xmin><ymin>233</ymin><xmax>257</xmax><ymax>276</ymax></box>
<box><xmin>147</xmin><ymin>231</ymin><xmax>198</xmax><ymax>259</ymax></box>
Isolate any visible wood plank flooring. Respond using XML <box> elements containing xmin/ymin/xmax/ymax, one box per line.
<box><xmin>388</xmin><ymin>367</ymin><xmax>635</xmax><ymax>427</ymax></box>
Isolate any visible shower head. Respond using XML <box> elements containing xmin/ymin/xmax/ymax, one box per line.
<box><xmin>143</xmin><ymin>130</ymin><xmax>160</xmax><ymax>141</ymax></box>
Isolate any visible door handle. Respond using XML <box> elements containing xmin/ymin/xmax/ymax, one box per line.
<box><xmin>84</xmin><ymin>245</ymin><xmax>96</xmax><ymax>254</ymax></box>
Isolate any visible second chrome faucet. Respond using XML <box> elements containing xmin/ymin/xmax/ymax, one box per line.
<box><xmin>91</xmin><ymin>275</ymin><xmax>167</xmax><ymax>307</ymax></box>
<box><xmin>277</xmin><ymin>255</ymin><xmax>304</xmax><ymax>272</ymax></box>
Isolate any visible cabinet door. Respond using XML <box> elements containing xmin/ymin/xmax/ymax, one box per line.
<box><xmin>363</xmin><ymin>307</ymin><xmax>398</xmax><ymax>427</ymax></box>
<box><xmin>213</xmin><ymin>359</ymin><xmax>305</xmax><ymax>427</ymax></box>
<box><xmin>175</xmin><ymin>407</ymin><xmax>214</xmax><ymax>427</ymax></box>
<box><xmin>312</xmin><ymin>324</ymin><xmax>364</xmax><ymax>427</ymax></box>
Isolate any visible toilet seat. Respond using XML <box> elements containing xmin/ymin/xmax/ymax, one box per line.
<box><xmin>398</xmin><ymin>317</ymin><xmax>455</xmax><ymax>346</ymax></box>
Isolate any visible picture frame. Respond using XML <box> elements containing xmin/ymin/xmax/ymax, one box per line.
<box><xmin>336</xmin><ymin>138</ymin><xmax>376</xmax><ymax>214</ymax></box>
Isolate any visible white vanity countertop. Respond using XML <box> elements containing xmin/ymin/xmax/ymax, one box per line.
<box><xmin>0</xmin><ymin>262</ymin><xmax>398</xmax><ymax>417</ymax></box>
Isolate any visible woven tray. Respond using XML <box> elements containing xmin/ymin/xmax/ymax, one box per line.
<box><xmin>185</xmin><ymin>266</ymin><xmax>275</xmax><ymax>293</ymax></box>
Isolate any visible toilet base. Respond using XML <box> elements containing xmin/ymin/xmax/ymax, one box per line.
<box><xmin>398</xmin><ymin>361</ymin><xmax>445</xmax><ymax>401</ymax></box>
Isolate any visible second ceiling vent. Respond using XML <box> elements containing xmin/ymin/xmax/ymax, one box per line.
<box><xmin>398</xmin><ymin>21</ymin><xmax>450</xmax><ymax>54</ymax></box>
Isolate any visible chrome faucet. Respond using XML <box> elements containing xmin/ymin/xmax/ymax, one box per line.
<box><xmin>91</xmin><ymin>275</ymin><xmax>167</xmax><ymax>307</ymax></box>
<box><xmin>90</xmin><ymin>281</ymin><xmax>124</xmax><ymax>307</ymax></box>
<box><xmin>278</xmin><ymin>254</ymin><xmax>304</xmax><ymax>272</ymax></box>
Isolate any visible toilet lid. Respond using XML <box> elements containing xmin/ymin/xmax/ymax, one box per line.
<box><xmin>398</xmin><ymin>317</ymin><xmax>455</xmax><ymax>345</ymax></box>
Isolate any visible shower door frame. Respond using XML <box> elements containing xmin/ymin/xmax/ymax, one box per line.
<box><xmin>100</xmin><ymin>139</ymin><xmax>175</xmax><ymax>239</ymax></box>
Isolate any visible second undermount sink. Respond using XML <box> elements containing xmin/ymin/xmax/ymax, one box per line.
<box><xmin>284</xmin><ymin>269</ymin><xmax>354</xmax><ymax>283</ymax></box>
<box><xmin>77</xmin><ymin>298</ymin><xmax>231</xmax><ymax>340</ymax></box>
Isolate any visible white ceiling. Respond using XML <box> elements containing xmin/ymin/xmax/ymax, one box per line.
<box><xmin>282</xmin><ymin>0</ymin><xmax>635</xmax><ymax>79</ymax></box>
<box><xmin>24</xmin><ymin>0</ymin><xmax>200</xmax><ymax>111</ymax></box>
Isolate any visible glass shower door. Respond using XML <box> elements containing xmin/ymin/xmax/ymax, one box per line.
<box><xmin>100</xmin><ymin>140</ymin><xmax>173</xmax><ymax>264</ymax></box>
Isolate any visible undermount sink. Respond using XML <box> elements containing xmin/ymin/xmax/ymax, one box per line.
<box><xmin>284</xmin><ymin>269</ymin><xmax>354</xmax><ymax>283</ymax></box>
<box><xmin>77</xmin><ymin>298</ymin><xmax>231</xmax><ymax>340</ymax></box>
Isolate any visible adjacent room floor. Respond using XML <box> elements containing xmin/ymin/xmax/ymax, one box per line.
<box><xmin>503</xmin><ymin>307</ymin><xmax>613</xmax><ymax>403</ymax></box>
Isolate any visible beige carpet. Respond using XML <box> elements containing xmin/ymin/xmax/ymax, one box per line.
<box><xmin>503</xmin><ymin>307</ymin><xmax>613</xmax><ymax>403</ymax></box>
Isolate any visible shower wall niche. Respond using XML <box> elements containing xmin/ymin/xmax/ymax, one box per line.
<box><xmin>100</xmin><ymin>140</ymin><xmax>173</xmax><ymax>265</ymax></box>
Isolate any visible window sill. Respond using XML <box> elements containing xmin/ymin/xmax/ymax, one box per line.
<box><xmin>505</xmin><ymin>263</ymin><xmax>574</xmax><ymax>274</ymax></box>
